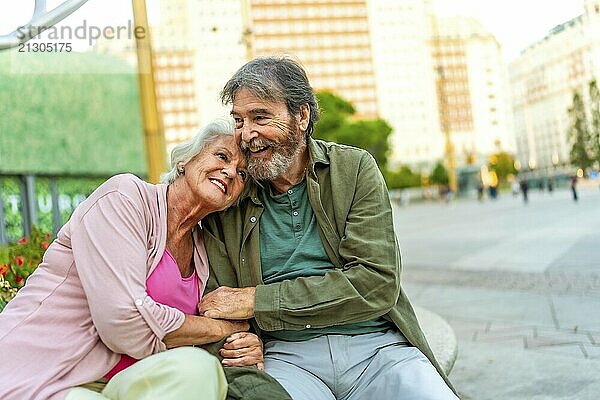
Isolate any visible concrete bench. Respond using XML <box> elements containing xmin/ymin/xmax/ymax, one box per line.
<box><xmin>414</xmin><ymin>306</ymin><xmax>457</xmax><ymax>375</ymax></box>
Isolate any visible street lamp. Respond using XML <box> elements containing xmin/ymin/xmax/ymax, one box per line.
<box><xmin>240</xmin><ymin>0</ymin><xmax>253</xmax><ymax>60</ymax></box>
<box><xmin>514</xmin><ymin>160</ymin><xmax>522</xmax><ymax>171</ymax></box>
<box><xmin>435</xmin><ymin>66</ymin><xmax>458</xmax><ymax>194</ymax></box>
<box><xmin>432</xmin><ymin>17</ymin><xmax>457</xmax><ymax>195</ymax></box>
<box><xmin>528</xmin><ymin>159</ymin><xmax>537</xmax><ymax>170</ymax></box>
<box><xmin>132</xmin><ymin>0</ymin><xmax>166</xmax><ymax>183</ymax></box>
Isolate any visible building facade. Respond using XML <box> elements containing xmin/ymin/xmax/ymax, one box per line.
<box><xmin>368</xmin><ymin>0</ymin><xmax>443</xmax><ymax>167</ymax></box>
<box><xmin>153</xmin><ymin>50</ymin><xmax>201</xmax><ymax>155</ymax></box>
<box><xmin>433</xmin><ymin>17</ymin><xmax>515</xmax><ymax>167</ymax></box>
<box><xmin>117</xmin><ymin>0</ymin><xmax>516</xmax><ymax>171</ymax></box>
<box><xmin>509</xmin><ymin>0</ymin><xmax>600</xmax><ymax>171</ymax></box>
<box><xmin>248</xmin><ymin>0</ymin><xmax>379</xmax><ymax>118</ymax></box>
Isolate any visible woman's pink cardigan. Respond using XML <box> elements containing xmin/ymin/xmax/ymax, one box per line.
<box><xmin>0</xmin><ymin>174</ymin><xmax>208</xmax><ymax>400</ymax></box>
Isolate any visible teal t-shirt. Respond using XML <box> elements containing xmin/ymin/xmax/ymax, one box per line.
<box><xmin>258</xmin><ymin>179</ymin><xmax>391</xmax><ymax>341</ymax></box>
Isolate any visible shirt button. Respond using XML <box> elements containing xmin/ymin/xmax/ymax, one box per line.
<box><xmin>293</xmin><ymin>211</ymin><xmax>299</xmax><ymax>216</ymax></box>
<box><xmin>305</xmin><ymin>324</ymin><xmax>311</xmax><ymax>329</ymax></box>
<box><xmin>295</xmin><ymin>224</ymin><xmax>302</xmax><ymax>231</ymax></box>
<box><xmin>135</xmin><ymin>298</ymin><xmax>143</xmax><ymax>306</ymax></box>
<box><xmin>250</xmin><ymin>216</ymin><xmax>257</xmax><ymax>223</ymax></box>
<box><xmin>287</xmin><ymin>189</ymin><xmax>293</xmax><ymax>194</ymax></box>
<box><xmin>242</xmin><ymin>258</ymin><xmax>246</xmax><ymax>263</ymax></box>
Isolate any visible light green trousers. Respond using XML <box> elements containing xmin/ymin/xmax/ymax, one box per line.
<box><xmin>66</xmin><ymin>347</ymin><xmax>227</xmax><ymax>400</ymax></box>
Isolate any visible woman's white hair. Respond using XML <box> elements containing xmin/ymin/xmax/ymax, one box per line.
<box><xmin>160</xmin><ymin>118</ymin><xmax>236</xmax><ymax>185</ymax></box>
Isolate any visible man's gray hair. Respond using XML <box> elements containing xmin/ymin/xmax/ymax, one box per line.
<box><xmin>220</xmin><ymin>56</ymin><xmax>320</xmax><ymax>137</ymax></box>
<box><xmin>161</xmin><ymin>118</ymin><xmax>235</xmax><ymax>185</ymax></box>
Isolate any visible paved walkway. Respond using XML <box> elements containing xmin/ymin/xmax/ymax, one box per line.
<box><xmin>393</xmin><ymin>186</ymin><xmax>600</xmax><ymax>400</ymax></box>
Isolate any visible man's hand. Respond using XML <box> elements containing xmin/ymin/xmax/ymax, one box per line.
<box><xmin>199</xmin><ymin>286</ymin><xmax>256</xmax><ymax>319</ymax></box>
<box><xmin>219</xmin><ymin>332</ymin><xmax>264</xmax><ymax>370</ymax></box>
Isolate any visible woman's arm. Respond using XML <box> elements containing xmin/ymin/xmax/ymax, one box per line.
<box><xmin>164</xmin><ymin>317</ymin><xmax>263</xmax><ymax>369</ymax></box>
<box><xmin>71</xmin><ymin>177</ymin><xmax>184</xmax><ymax>359</ymax></box>
<box><xmin>163</xmin><ymin>315</ymin><xmax>248</xmax><ymax>348</ymax></box>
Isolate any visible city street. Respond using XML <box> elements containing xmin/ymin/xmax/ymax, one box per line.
<box><xmin>394</xmin><ymin>185</ymin><xmax>600</xmax><ymax>400</ymax></box>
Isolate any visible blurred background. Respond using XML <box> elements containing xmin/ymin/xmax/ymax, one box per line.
<box><xmin>1</xmin><ymin>1</ymin><xmax>600</xmax><ymax>398</ymax></box>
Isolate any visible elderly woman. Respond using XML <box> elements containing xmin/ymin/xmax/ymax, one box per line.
<box><xmin>0</xmin><ymin>119</ymin><xmax>264</xmax><ymax>400</ymax></box>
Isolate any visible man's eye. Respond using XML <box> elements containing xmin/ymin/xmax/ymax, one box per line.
<box><xmin>255</xmin><ymin>116</ymin><xmax>269</xmax><ymax>124</ymax></box>
<box><xmin>234</xmin><ymin>118</ymin><xmax>243</xmax><ymax>128</ymax></box>
<box><xmin>238</xmin><ymin>170</ymin><xmax>248</xmax><ymax>181</ymax></box>
<box><xmin>216</xmin><ymin>152</ymin><xmax>228</xmax><ymax>161</ymax></box>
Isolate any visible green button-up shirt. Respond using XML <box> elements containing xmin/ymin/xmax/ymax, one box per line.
<box><xmin>203</xmin><ymin>138</ymin><xmax>455</xmax><ymax>394</ymax></box>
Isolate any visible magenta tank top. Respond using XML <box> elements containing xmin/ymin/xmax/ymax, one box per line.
<box><xmin>104</xmin><ymin>248</ymin><xmax>202</xmax><ymax>379</ymax></box>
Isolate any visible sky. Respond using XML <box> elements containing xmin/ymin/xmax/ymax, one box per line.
<box><xmin>433</xmin><ymin>0</ymin><xmax>584</xmax><ymax>60</ymax></box>
<box><xmin>0</xmin><ymin>0</ymin><xmax>586</xmax><ymax>60</ymax></box>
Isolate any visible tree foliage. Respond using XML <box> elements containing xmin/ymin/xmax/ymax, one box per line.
<box><xmin>589</xmin><ymin>80</ymin><xmax>600</xmax><ymax>168</ymax></box>
<box><xmin>567</xmin><ymin>90</ymin><xmax>594</xmax><ymax>170</ymax></box>
<box><xmin>429</xmin><ymin>161</ymin><xmax>449</xmax><ymax>185</ymax></box>
<box><xmin>487</xmin><ymin>151</ymin><xmax>517</xmax><ymax>183</ymax></box>
<box><xmin>314</xmin><ymin>91</ymin><xmax>392</xmax><ymax>170</ymax></box>
<box><xmin>384</xmin><ymin>165</ymin><xmax>422</xmax><ymax>189</ymax></box>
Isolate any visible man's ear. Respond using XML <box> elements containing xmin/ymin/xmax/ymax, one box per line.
<box><xmin>298</xmin><ymin>103</ymin><xmax>310</xmax><ymax>132</ymax></box>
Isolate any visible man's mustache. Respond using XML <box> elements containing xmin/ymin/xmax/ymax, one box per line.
<box><xmin>240</xmin><ymin>137</ymin><xmax>280</xmax><ymax>160</ymax></box>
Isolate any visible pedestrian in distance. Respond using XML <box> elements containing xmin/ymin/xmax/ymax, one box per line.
<box><xmin>477</xmin><ymin>180</ymin><xmax>485</xmax><ymax>202</ymax></box>
<box><xmin>547</xmin><ymin>178</ymin><xmax>554</xmax><ymax>194</ymax></box>
<box><xmin>488</xmin><ymin>184</ymin><xmax>498</xmax><ymax>200</ymax></box>
<box><xmin>571</xmin><ymin>175</ymin><xmax>579</xmax><ymax>202</ymax></box>
<box><xmin>511</xmin><ymin>180</ymin><xmax>520</xmax><ymax>197</ymax></box>
<box><xmin>520</xmin><ymin>178</ymin><xmax>529</xmax><ymax>203</ymax></box>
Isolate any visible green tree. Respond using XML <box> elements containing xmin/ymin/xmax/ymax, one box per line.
<box><xmin>314</xmin><ymin>91</ymin><xmax>392</xmax><ymax>169</ymax></box>
<box><xmin>429</xmin><ymin>161</ymin><xmax>449</xmax><ymax>185</ymax></box>
<box><xmin>589</xmin><ymin>80</ymin><xmax>600</xmax><ymax>168</ymax></box>
<box><xmin>384</xmin><ymin>165</ymin><xmax>422</xmax><ymax>189</ymax></box>
<box><xmin>567</xmin><ymin>91</ymin><xmax>593</xmax><ymax>170</ymax></box>
<box><xmin>487</xmin><ymin>152</ymin><xmax>517</xmax><ymax>183</ymax></box>
<box><xmin>314</xmin><ymin>91</ymin><xmax>355</xmax><ymax>140</ymax></box>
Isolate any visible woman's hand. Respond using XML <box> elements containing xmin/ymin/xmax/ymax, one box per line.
<box><xmin>219</xmin><ymin>332</ymin><xmax>264</xmax><ymax>370</ymax></box>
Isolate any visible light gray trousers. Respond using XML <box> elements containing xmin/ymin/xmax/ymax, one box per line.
<box><xmin>264</xmin><ymin>330</ymin><xmax>458</xmax><ymax>400</ymax></box>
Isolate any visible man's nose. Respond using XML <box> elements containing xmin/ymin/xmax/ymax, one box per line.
<box><xmin>239</xmin><ymin>123</ymin><xmax>258</xmax><ymax>143</ymax></box>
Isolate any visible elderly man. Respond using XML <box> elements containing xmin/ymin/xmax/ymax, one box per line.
<box><xmin>200</xmin><ymin>56</ymin><xmax>458</xmax><ymax>400</ymax></box>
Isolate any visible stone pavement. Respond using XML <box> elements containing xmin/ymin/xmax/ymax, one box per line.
<box><xmin>393</xmin><ymin>186</ymin><xmax>600</xmax><ymax>400</ymax></box>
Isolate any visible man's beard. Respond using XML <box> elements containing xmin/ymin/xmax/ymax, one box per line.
<box><xmin>241</xmin><ymin>119</ymin><xmax>305</xmax><ymax>181</ymax></box>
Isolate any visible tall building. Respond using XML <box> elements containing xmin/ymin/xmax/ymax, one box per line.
<box><xmin>433</xmin><ymin>16</ymin><xmax>515</xmax><ymax>166</ymax></box>
<box><xmin>93</xmin><ymin>2</ymin><xmax>202</xmax><ymax>154</ymax></box>
<box><xmin>152</xmin><ymin>0</ymin><xmax>430</xmax><ymax>162</ymax></box>
<box><xmin>509</xmin><ymin>0</ymin><xmax>600</xmax><ymax>171</ymax></box>
<box><xmin>248</xmin><ymin>0</ymin><xmax>379</xmax><ymax>118</ymax></box>
<box><xmin>109</xmin><ymin>0</ymin><xmax>514</xmax><ymax>171</ymax></box>
<box><xmin>152</xmin><ymin>0</ymin><xmax>246</xmax><ymax>128</ymax></box>
<box><xmin>368</xmin><ymin>0</ymin><xmax>443</xmax><ymax>166</ymax></box>
<box><xmin>153</xmin><ymin>50</ymin><xmax>200</xmax><ymax>155</ymax></box>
